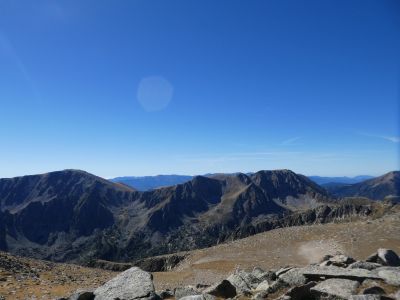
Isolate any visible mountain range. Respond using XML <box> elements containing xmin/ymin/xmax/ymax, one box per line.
<box><xmin>110</xmin><ymin>174</ymin><xmax>376</xmax><ymax>191</ymax></box>
<box><xmin>0</xmin><ymin>169</ymin><xmax>398</xmax><ymax>265</ymax></box>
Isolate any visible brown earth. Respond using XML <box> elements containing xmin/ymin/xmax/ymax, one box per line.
<box><xmin>0</xmin><ymin>253</ymin><xmax>115</xmax><ymax>299</ymax></box>
<box><xmin>153</xmin><ymin>210</ymin><xmax>400</xmax><ymax>290</ymax></box>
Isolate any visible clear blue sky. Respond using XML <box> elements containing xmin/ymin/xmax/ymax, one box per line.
<box><xmin>0</xmin><ymin>0</ymin><xmax>399</xmax><ymax>178</ymax></box>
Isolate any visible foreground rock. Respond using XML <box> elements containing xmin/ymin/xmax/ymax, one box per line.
<box><xmin>367</xmin><ymin>249</ymin><xmax>400</xmax><ymax>267</ymax></box>
<box><xmin>94</xmin><ymin>267</ymin><xmax>156</xmax><ymax>300</ymax></box>
<box><xmin>310</xmin><ymin>278</ymin><xmax>359</xmax><ymax>299</ymax></box>
<box><xmin>62</xmin><ymin>248</ymin><xmax>400</xmax><ymax>300</ymax></box>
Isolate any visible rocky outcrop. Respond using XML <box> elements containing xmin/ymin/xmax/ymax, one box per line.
<box><xmin>63</xmin><ymin>248</ymin><xmax>400</xmax><ymax>300</ymax></box>
<box><xmin>93</xmin><ymin>267</ymin><xmax>157</xmax><ymax>300</ymax></box>
<box><xmin>134</xmin><ymin>254</ymin><xmax>187</xmax><ymax>272</ymax></box>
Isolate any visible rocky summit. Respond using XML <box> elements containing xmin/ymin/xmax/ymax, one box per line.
<box><xmin>56</xmin><ymin>248</ymin><xmax>400</xmax><ymax>300</ymax></box>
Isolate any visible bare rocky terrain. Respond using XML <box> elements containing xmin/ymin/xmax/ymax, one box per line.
<box><xmin>0</xmin><ymin>205</ymin><xmax>399</xmax><ymax>299</ymax></box>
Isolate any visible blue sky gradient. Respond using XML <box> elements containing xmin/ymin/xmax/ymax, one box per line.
<box><xmin>0</xmin><ymin>0</ymin><xmax>399</xmax><ymax>178</ymax></box>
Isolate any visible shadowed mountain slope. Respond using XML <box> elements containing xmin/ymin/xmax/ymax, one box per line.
<box><xmin>0</xmin><ymin>169</ymin><xmax>355</xmax><ymax>263</ymax></box>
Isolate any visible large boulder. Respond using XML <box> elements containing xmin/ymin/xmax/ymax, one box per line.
<box><xmin>94</xmin><ymin>267</ymin><xmax>156</xmax><ymax>300</ymax></box>
<box><xmin>178</xmin><ymin>296</ymin><xmax>205</xmax><ymax>300</ymax></box>
<box><xmin>174</xmin><ymin>286</ymin><xmax>200</xmax><ymax>299</ymax></box>
<box><xmin>367</xmin><ymin>249</ymin><xmax>400</xmax><ymax>267</ymax></box>
<box><xmin>203</xmin><ymin>280</ymin><xmax>236</xmax><ymax>298</ymax></box>
<box><xmin>278</xmin><ymin>268</ymin><xmax>307</xmax><ymax>286</ymax></box>
<box><xmin>377</xmin><ymin>267</ymin><xmax>400</xmax><ymax>286</ymax></box>
<box><xmin>281</xmin><ymin>281</ymin><xmax>317</xmax><ymax>300</ymax></box>
<box><xmin>348</xmin><ymin>262</ymin><xmax>382</xmax><ymax>271</ymax></box>
<box><xmin>254</xmin><ymin>280</ymin><xmax>270</xmax><ymax>292</ymax></box>
<box><xmin>349</xmin><ymin>296</ymin><xmax>387</xmax><ymax>300</ymax></box>
<box><xmin>320</xmin><ymin>254</ymin><xmax>356</xmax><ymax>267</ymax></box>
<box><xmin>227</xmin><ymin>270</ymin><xmax>260</xmax><ymax>295</ymax></box>
<box><xmin>310</xmin><ymin>278</ymin><xmax>359</xmax><ymax>299</ymax></box>
<box><xmin>377</xmin><ymin>249</ymin><xmax>400</xmax><ymax>267</ymax></box>
<box><xmin>69</xmin><ymin>291</ymin><xmax>95</xmax><ymax>300</ymax></box>
<box><xmin>300</xmin><ymin>265</ymin><xmax>381</xmax><ymax>281</ymax></box>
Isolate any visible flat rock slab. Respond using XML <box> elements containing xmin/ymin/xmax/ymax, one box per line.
<box><xmin>94</xmin><ymin>267</ymin><xmax>155</xmax><ymax>300</ymax></box>
<box><xmin>300</xmin><ymin>265</ymin><xmax>382</xmax><ymax>281</ymax></box>
<box><xmin>376</xmin><ymin>267</ymin><xmax>400</xmax><ymax>286</ymax></box>
<box><xmin>310</xmin><ymin>278</ymin><xmax>359</xmax><ymax>300</ymax></box>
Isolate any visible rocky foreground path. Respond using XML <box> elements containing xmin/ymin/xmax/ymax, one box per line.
<box><xmin>61</xmin><ymin>248</ymin><xmax>400</xmax><ymax>300</ymax></box>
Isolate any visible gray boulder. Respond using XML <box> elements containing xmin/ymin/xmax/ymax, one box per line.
<box><xmin>377</xmin><ymin>267</ymin><xmax>400</xmax><ymax>286</ymax></box>
<box><xmin>178</xmin><ymin>296</ymin><xmax>205</xmax><ymax>300</ymax></box>
<box><xmin>252</xmin><ymin>267</ymin><xmax>276</xmax><ymax>282</ymax></box>
<box><xmin>348</xmin><ymin>296</ymin><xmax>383</xmax><ymax>300</ymax></box>
<box><xmin>362</xmin><ymin>285</ymin><xmax>386</xmax><ymax>295</ymax></box>
<box><xmin>67</xmin><ymin>291</ymin><xmax>95</xmax><ymax>300</ymax></box>
<box><xmin>300</xmin><ymin>265</ymin><xmax>381</xmax><ymax>281</ymax></box>
<box><xmin>203</xmin><ymin>280</ymin><xmax>236</xmax><ymax>298</ymax></box>
<box><xmin>348</xmin><ymin>262</ymin><xmax>382</xmax><ymax>270</ymax></box>
<box><xmin>254</xmin><ymin>280</ymin><xmax>270</xmax><ymax>292</ymax></box>
<box><xmin>377</xmin><ymin>249</ymin><xmax>400</xmax><ymax>267</ymax></box>
<box><xmin>227</xmin><ymin>270</ymin><xmax>259</xmax><ymax>295</ymax></box>
<box><xmin>320</xmin><ymin>255</ymin><xmax>356</xmax><ymax>267</ymax></box>
<box><xmin>94</xmin><ymin>267</ymin><xmax>156</xmax><ymax>300</ymax></box>
<box><xmin>278</xmin><ymin>268</ymin><xmax>307</xmax><ymax>286</ymax></box>
<box><xmin>174</xmin><ymin>286</ymin><xmax>200</xmax><ymax>299</ymax></box>
<box><xmin>276</xmin><ymin>267</ymin><xmax>293</xmax><ymax>277</ymax></box>
<box><xmin>157</xmin><ymin>289</ymin><xmax>174</xmax><ymax>299</ymax></box>
<box><xmin>310</xmin><ymin>278</ymin><xmax>359</xmax><ymax>299</ymax></box>
<box><xmin>282</xmin><ymin>281</ymin><xmax>317</xmax><ymax>300</ymax></box>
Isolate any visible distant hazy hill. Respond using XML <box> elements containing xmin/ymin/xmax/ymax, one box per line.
<box><xmin>110</xmin><ymin>175</ymin><xmax>193</xmax><ymax>191</ymax></box>
<box><xmin>308</xmin><ymin>175</ymin><xmax>374</xmax><ymax>185</ymax></box>
<box><xmin>326</xmin><ymin>171</ymin><xmax>400</xmax><ymax>200</ymax></box>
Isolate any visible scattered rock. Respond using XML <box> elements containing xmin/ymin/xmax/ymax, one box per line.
<box><xmin>320</xmin><ymin>254</ymin><xmax>356</xmax><ymax>267</ymax></box>
<box><xmin>348</xmin><ymin>295</ymin><xmax>382</xmax><ymax>300</ymax></box>
<box><xmin>362</xmin><ymin>286</ymin><xmax>386</xmax><ymax>295</ymax></box>
<box><xmin>158</xmin><ymin>289</ymin><xmax>174</xmax><ymax>299</ymax></box>
<box><xmin>178</xmin><ymin>296</ymin><xmax>205</xmax><ymax>300</ymax></box>
<box><xmin>203</xmin><ymin>280</ymin><xmax>236</xmax><ymax>298</ymax></box>
<box><xmin>279</xmin><ymin>268</ymin><xmax>307</xmax><ymax>286</ymax></box>
<box><xmin>310</xmin><ymin>278</ymin><xmax>360</xmax><ymax>299</ymax></box>
<box><xmin>377</xmin><ymin>249</ymin><xmax>400</xmax><ymax>267</ymax></box>
<box><xmin>301</xmin><ymin>265</ymin><xmax>381</xmax><ymax>281</ymax></box>
<box><xmin>227</xmin><ymin>270</ymin><xmax>259</xmax><ymax>295</ymax></box>
<box><xmin>68</xmin><ymin>291</ymin><xmax>95</xmax><ymax>300</ymax></box>
<box><xmin>282</xmin><ymin>281</ymin><xmax>317</xmax><ymax>300</ymax></box>
<box><xmin>94</xmin><ymin>267</ymin><xmax>156</xmax><ymax>300</ymax></box>
<box><xmin>254</xmin><ymin>280</ymin><xmax>270</xmax><ymax>292</ymax></box>
<box><xmin>174</xmin><ymin>286</ymin><xmax>201</xmax><ymax>299</ymax></box>
<box><xmin>349</xmin><ymin>262</ymin><xmax>382</xmax><ymax>270</ymax></box>
<box><xmin>276</xmin><ymin>267</ymin><xmax>293</xmax><ymax>277</ymax></box>
<box><xmin>377</xmin><ymin>267</ymin><xmax>400</xmax><ymax>286</ymax></box>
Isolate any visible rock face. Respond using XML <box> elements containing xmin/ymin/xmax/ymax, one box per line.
<box><xmin>93</xmin><ymin>267</ymin><xmax>156</xmax><ymax>300</ymax></box>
